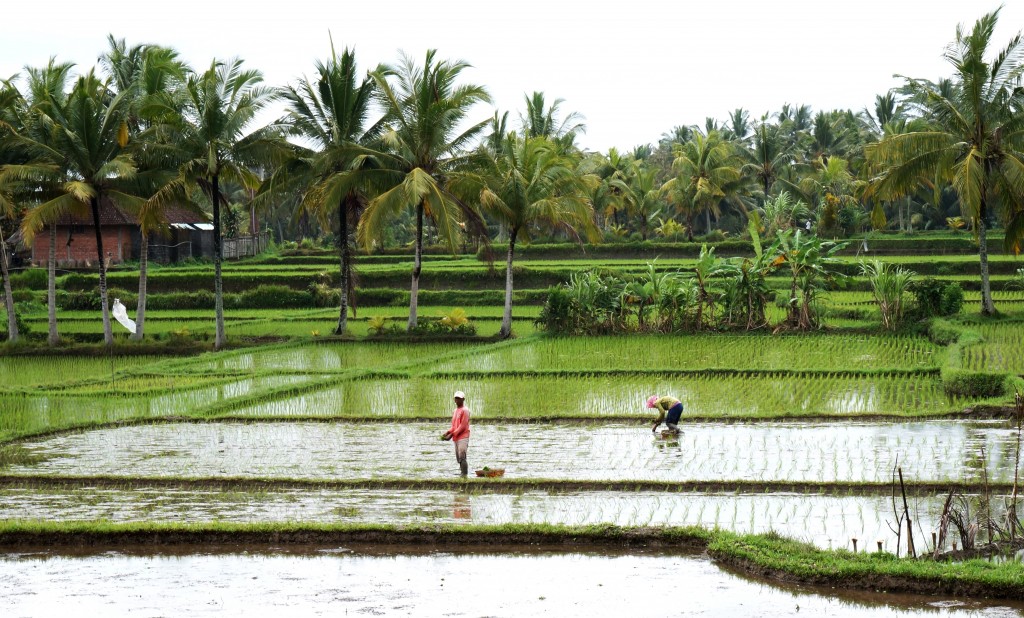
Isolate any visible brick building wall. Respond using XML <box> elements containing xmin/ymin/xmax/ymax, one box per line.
<box><xmin>32</xmin><ymin>225</ymin><xmax>129</xmax><ymax>266</ymax></box>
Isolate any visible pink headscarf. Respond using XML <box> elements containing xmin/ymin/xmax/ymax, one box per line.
<box><xmin>646</xmin><ymin>395</ymin><xmax>659</xmax><ymax>409</ymax></box>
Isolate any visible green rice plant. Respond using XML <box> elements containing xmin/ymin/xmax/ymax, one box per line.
<box><xmin>432</xmin><ymin>334</ymin><xmax>942</xmax><ymax>373</ymax></box>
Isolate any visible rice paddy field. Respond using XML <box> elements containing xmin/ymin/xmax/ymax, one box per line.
<box><xmin>3</xmin><ymin>245</ymin><xmax>1024</xmax><ymax>610</ymax></box>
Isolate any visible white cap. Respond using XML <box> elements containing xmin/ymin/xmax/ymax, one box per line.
<box><xmin>454</xmin><ymin>391</ymin><xmax>466</xmax><ymax>399</ymax></box>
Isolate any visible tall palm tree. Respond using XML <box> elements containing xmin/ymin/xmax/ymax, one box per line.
<box><xmin>7</xmin><ymin>61</ymin><xmax>77</xmax><ymax>346</ymax></box>
<box><xmin>0</xmin><ymin>77</ymin><xmax>27</xmax><ymax>342</ymax></box>
<box><xmin>17</xmin><ymin>69</ymin><xmax>141</xmax><ymax>346</ymax></box>
<box><xmin>740</xmin><ymin>121</ymin><xmax>797</xmax><ymax>203</ymax></box>
<box><xmin>481</xmin><ymin>134</ymin><xmax>598</xmax><ymax>337</ymax></box>
<box><xmin>357</xmin><ymin>50</ymin><xmax>491</xmax><ymax>331</ymax></box>
<box><xmin>866</xmin><ymin>9</ymin><xmax>1024</xmax><ymax>315</ymax></box>
<box><xmin>610</xmin><ymin>162</ymin><xmax>662</xmax><ymax>241</ymax></box>
<box><xmin>101</xmin><ymin>37</ymin><xmax>189</xmax><ymax>341</ymax></box>
<box><xmin>661</xmin><ymin>131</ymin><xmax>741</xmax><ymax>241</ymax></box>
<box><xmin>150</xmin><ymin>58</ymin><xmax>278</xmax><ymax>348</ymax></box>
<box><xmin>274</xmin><ymin>44</ymin><xmax>381</xmax><ymax>335</ymax></box>
<box><xmin>519</xmin><ymin>91</ymin><xmax>585</xmax><ymax>154</ymax></box>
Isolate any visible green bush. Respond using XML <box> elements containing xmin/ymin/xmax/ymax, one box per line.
<box><xmin>927</xmin><ymin>319</ymin><xmax>962</xmax><ymax>346</ymax></box>
<box><xmin>236</xmin><ymin>285</ymin><xmax>312</xmax><ymax>309</ymax></box>
<box><xmin>536</xmin><ymin>286</ymin><xmax>576</xmax><ymax>334</ymax></box>
<box><xmin>910</xmin><ymin>279</ymin><xmax>964</xmax><ymax>319</ymax></box>
<box><xmin>10</xmin><ymin>268</ymin><xmax>47</xmax><ymax>290</ymax></box>
<box><xmin>942</xmin><ymin>370</ymin><xmax>1007</xmax><ymax>399</ymax></box>
<box><xmin>940</xmin><ymin>283</ymin><xmax>964</xmax><ymax>316</ymax></box>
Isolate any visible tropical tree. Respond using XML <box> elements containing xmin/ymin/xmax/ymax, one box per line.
<box><xmin>16</xmin><ymin>69</ymin><xmax>141</xmax><ymax>346</ymax></box>
<box><xmin>101</xmin><ymin>37</ymin><xmax>189</xmax><ymax>341</ymax></box>
<box><xmin>6</xmin><ymin>61</ymin><xmax>77</xmax><ymax>346</ymax></box>
<box><xmin>774</xmin><ymin>229</ymin><xmax>848</xmax><ymax>330</ymax></box>
<box><xmin>758</xmin><ymin>190</ymin><xmax>811</xmax><ymax>237</ymax></box>
<box><xmin>610</xmin><ymin>162</ymin><xmax>662</xmax><ymax>240</ymax></box>
<box><xmin>519</xmin><ymin>91</ymin><xmax>585</xmax><ymax>153</ymax></box>
<box><xmin>273</xmin><ymin>44</ymin><xmax>381</xmax><ymax>335</ymax></box>
<box><xmin>150</xmin><ymin>58</ymin><xmax>278</xmax><ymax>348</ymax></box>
<box><xmin>865</xmin><ymin>9</ymin><xmax>1024</xmax><ymax>315</ymax></box>
<box><xmin>357</xmin><ymin>50</ymin><xmax>491</xmax><ymax>331</ymax></box>
<box><xmin>0</xmin><ymin>77</ymin><xmax>27</xmax><ymax>342</ymax></box>
<box><xmin>660</xmin><ymin>131</ymin><xmax>741</xmax><ymax>241</ymax></box>
<box><xmin>479</xmin><ymin>134</ymin><xmax>598</xmax><ymax>337</ymax></box>
<box><xmin>740</xmin><ymin>121</ymin><xmax>797</xmax><ymax>202</ymax></box>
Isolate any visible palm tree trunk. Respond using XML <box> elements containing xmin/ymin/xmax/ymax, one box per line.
<box><xmin>705</xmin><ymin>208</ymin><xmax>712</xmax><ymax>236</ymax></box>
<box><xmin>90</xmin><ymin>197</ymin><xmax>114</xmax><ymax>346</ymax></box>
<box><xmin>0</xmin><ymin>223</ymin><xmax>17</xmax><ymax>343</ymax></box>
<box><xmin>212</xmin><ymin>174</ymin><xmax>226</xmax><ymax>349</ymax></box>
<box><xmin>500</xmin><ymin>227</ymin><xmax>517</xmax><ymax>338</ymax></box>
<box><xmin>47</xmin><ymin>224</ymin><xmax>59</xmax><ymax>346</ymax></box>
<box><xmin>132</xmin><ymin>231</ymin><xmax>148</xmax><ymax>341</ymax></box>
<box><xmin>407</xmin><ymin>201</ymin><xmax>423</xmax><ymax>331</ymax></box>
<box><xmin>686</xmin><ymin>211</ymin><xmax>694</xmax><ymax>242</ymax></box>
<box><xmin>335</xmin><ymin>198</ymin><xmax>349</xmax><ymax>336</ymax></box>
<box><xmin>978</xmin><ymin>204</ymin><xmax>996</xmax><ymax>315</ymax></box>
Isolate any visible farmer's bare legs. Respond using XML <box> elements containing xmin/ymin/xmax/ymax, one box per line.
<box><xmin>454</xmin><ymin>439</ymin><xmax>469</xmax><ymax>476</ymax></box>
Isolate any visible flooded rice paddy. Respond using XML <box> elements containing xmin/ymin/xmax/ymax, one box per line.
<box><xmin>1</xmin><ymin>548</ymin><xmax>1021</xmax><ymax>617</ymax></box>
<box><xmin>0</xmin><ymin>486</ymin><xmax>983</xmax><ymax>551</ymax></box>
<box><xmin>6</xmin><ymin>420</ymin><xmax>1018</xmax><ymax>483</ymax></box>
<box><xmin>227</xmin><ymin>373</ymin><xmax>958</xmax><ymax>418</ymax></box>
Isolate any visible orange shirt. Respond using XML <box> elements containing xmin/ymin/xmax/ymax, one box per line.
<box><xmin>448</xmin><ymin>405</ymin><xmax>470</xmax><ymax>441</ymax></box>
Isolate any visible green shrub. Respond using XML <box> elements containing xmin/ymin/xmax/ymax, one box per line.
<box><xmin>910</xmin><ymin>279</ymin><xmax>964</xmax><ymax>319</ymax></box>
<box><xmin>10</xmin><ymin>268</ymin><xmax>47</xmax><ymax>290</ymax></box>
<box><xmin>942</xmin><ymin>370</ymin><xmax>1007</xmax><ymax>399</ymax></box>
<box><xmin>940</xmin><ymin>283</ymin><xmax>964</xmax><ymax>316</ymax></box>
<box><xmin>236</xmin><ymin>285</ymin><xmax>312</xmax><ymax>309</ymax></box>
<box><xmin>927</xmin><ymin>319</ymin><xmax>963</xmax><ymax>346</ymax></box>
<box><xmin>537</xmin><ymin>286</ymin><xmax>576</xmax><ymax>334</ymax></box>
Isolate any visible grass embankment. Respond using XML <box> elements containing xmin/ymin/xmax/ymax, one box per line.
<box><xmin>0</xmin><ymin>474</ymin><xmax>1014</xmax><ymax>496</ymax></box>
<box><xmin>0</xmin><ymin>520</ymin><xmax>1020</xmax><ymax>599</ymax></box>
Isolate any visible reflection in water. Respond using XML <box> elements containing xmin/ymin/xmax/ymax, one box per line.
<box><xmin>0</xmin><ymin>551</ymin><xmax>1019</xmax><ymax>617</ymax></box>
<box><xmin>9</xmin><ymin>420</ymin><xmax>1017</xmax><ymax>483</ymax></box>
<box><xmin>452</xmin><ymin>492</ymin><xmax>472</xmax><ymax>520</ymax></box>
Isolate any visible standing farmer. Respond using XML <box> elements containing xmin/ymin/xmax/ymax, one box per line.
<box><xmin>443</xmin><ymin>390</ymin><xmax>471</xmax><ymax>476</ymax></box>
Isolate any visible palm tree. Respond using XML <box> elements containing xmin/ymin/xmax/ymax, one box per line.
<box><xmin>0</xmin><ymin>77</ymin><xmax>27</xmax><ymax>342</ymax></box>
<box><xmin>274</xmin><ymin>44</ymin><xmax>381</xmax><ymax>335</ymax></box>
<box><xmin>519</xmin><ymin>91</ymin><xmax>585</xmax><ymax>154</ymax></box>
<box><xmin>101</xmin><ymin>37</ymin><xmax>189</xmax><ymax>341</ymax></box>
<box><xmin>16</xmin><ymin>69</ymin><xmax>141</xmax><ymax>346</ymax></box>
<box><xmin>610</xmin><ymin>162</ymin><xmax>662</xmax><ymax>240</ymax></box>
<box><xmin>357</xmin><ymin>50</ymin><xmax>491</xmax><ymax>331</ymax></box>
<box><xmin>660</xmin><ymin>131</ymin><xmax>741</xmax><ymax>241</ymax></box>
<box><xmin>7</xmin><ymin>61</ymin><xmax>77</xmax><ymax>346</ymax></box>
<box><xmin>151</xmin><ymin>58</ymin><xmax>278</xmax><ymax>348</ymax></box>
<box><xmin>866</xmin><ymin>10</ymin><xmax>1024</xmax><ymax>315</ymax></box>
<box><xmin>480</xmin><ymin>134</ymin><xmax>597</xmax><ymax>337</ymax></box>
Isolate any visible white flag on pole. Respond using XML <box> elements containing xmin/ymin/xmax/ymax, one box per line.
<box><xmin>111</xmin><ymin>298</ymin><xmax>137</xmax><ymax>334</ymax></box>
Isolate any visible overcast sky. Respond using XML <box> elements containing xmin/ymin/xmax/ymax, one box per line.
<box><xmin>2</xmin><ymin>1</ymin><xmax>1021</xmax><ymax>153</ymax></box>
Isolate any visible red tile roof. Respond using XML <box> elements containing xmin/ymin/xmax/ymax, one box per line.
<box><xmin>55</xmin><ymin>198</ymin><xmax>209</xmax><ymax>227</ymax></box>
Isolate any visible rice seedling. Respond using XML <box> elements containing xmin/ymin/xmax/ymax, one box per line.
<box><xmin>432</xmin><ymin>334</ymin><xmax>943</xmax><ymax>373</ymax></box>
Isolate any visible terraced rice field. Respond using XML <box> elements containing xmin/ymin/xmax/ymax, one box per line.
<box><xmin>1</xmin><ymin>331</ymin><xmax>1022</xmax><ymax>610</ymax></box>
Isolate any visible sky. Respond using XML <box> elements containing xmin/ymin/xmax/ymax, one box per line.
<box><xmin>2</xmin><ymin>0</ymin><xmax>1022</xmax><ymax>153</ymax></box>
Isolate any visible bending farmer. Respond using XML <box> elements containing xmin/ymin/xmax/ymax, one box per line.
<box><xmin>647</xmin><ymin>395</ymin><xmax>683</xmax><ymax>435</ymax></box>
<box><xmin>443</xmin><ymin>390</ymin><xmax>471</xmax><ymax>476</ymax></box>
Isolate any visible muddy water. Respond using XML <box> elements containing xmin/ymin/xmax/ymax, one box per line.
<box><xmin>0</xmin><ymin>487</ymin><xmax>968</xmax><ymax>551</ymax></box>
<box><xmin>7</xmin><ymin>420</ymin><xmax>1019</xmax><ymax>483</ymax></box>
<box><xmin>0</xmin><ymin>548</ymin><xmax>1019</xmax><ymax>617</ymax></box>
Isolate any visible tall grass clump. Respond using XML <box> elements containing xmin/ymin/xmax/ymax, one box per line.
<box><xmin>860</xmin><ymin>260</ymin><xmax>915</xmax><ymax>331</ymax></box>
